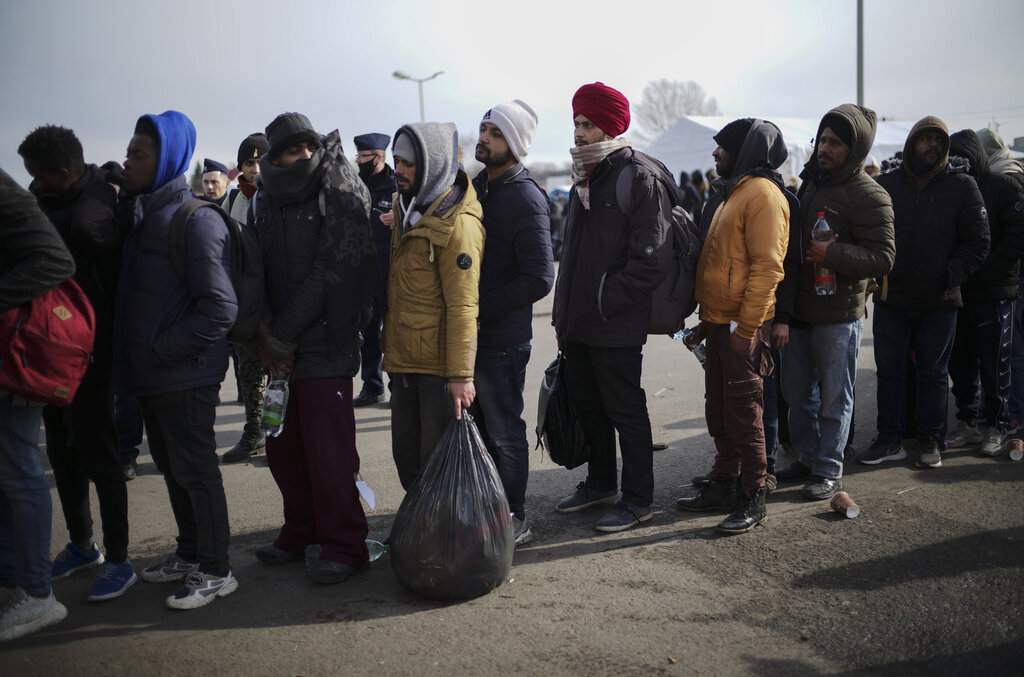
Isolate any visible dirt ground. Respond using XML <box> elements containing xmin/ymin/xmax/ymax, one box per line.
<box><xmin>2</xmin><ymin>299</ymin><xmax>1022</xmax><ymax>677</ymax></box>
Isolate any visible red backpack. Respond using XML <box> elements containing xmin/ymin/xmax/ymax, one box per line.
<box><xmin>0</xmin><ymin>278</ymin><xmax>96</xmax><ymax>405</ymax></box>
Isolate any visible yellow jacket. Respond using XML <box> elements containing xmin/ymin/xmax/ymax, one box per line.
<box><xmin>696</xmin><ymin>175</ymin><xmax>789</xmax><ymax>339</ymax></box>
<box><xmin>381</xmin><ymin>171</ymin><xmax>485</xmax><ymax>381</ymax></box>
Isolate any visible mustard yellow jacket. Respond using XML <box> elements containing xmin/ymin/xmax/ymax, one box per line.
<box><xmin>696</xmin><ymin>175</ymin><xmax>789</xmax><ymax>339</ymax></box>
<box><xmin>381</xmin><ymin>172</ymin><xmax>485</xmax><ymax>381</ymax></box>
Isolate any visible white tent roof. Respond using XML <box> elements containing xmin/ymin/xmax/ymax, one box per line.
<box><xmin>642</xmin><ymin>115</ymin><xmax>914</xmax><ymax>183</ymax></box>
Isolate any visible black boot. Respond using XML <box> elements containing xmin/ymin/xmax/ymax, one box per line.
<box><xmin>676</xmin><ymin>477</ymin><xmax>739</xmax><ymax>512</ymax></box>
<box><xmin>717</xmin><ymin>485</ymin><xmax>767</xmax><ymax>534</ymax></box>
<box><xmin>223</xmin><ymin>425</ymin><xmax>265</xmax><ymax>464</ymax></box>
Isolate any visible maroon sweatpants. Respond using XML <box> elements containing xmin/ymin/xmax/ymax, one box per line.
<box><xmin>705</xmin><ymin>323</ymin><xmax>773</xmax><ymax>493</ymax></box>
<box><xmin>266</xmin><ymin>377</ymin><xmax>369</xmax><ymax>566</ymax></box>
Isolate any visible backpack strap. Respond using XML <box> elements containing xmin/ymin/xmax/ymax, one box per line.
<box><xmin>168</xmin><ymin>199</ymin><xmax>231</xmax><ymax>282</ymax></box>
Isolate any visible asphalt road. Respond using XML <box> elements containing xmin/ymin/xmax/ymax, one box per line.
<box><xmin>3</xmin><ymin>293</ymin><xmax>1023</xmax><ymax>677</ymax></box>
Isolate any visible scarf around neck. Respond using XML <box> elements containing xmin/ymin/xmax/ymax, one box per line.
<box><xmin>237</xmin><ymin>174</ymin><xmax>258</xmax><ymax>199</ymax></box>
<box><xmin>570</xmin><ymin>137</ymin><xmax>632</xmax><ymax>209</ymax></box>
<box><xmin>259</xmin><ymin>145</ymin><xmax>327</xmax><ymax>205</ymax></box>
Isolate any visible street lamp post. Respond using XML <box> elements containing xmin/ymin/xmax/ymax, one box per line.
<box><xmin>392</xmin><ymin>70</ymin><xmax>445</xmax><ymax>123</ymax></box>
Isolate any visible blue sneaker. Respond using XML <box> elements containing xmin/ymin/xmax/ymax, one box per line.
<box><xmin>86</xmin><ymin>562</ymin><xmax>137</xmax><ymax>602</ymax></box>
<box><xmin>51</xmin><ymin>542</ymin><xmax>104</xmax><ymax>580</ymax></box>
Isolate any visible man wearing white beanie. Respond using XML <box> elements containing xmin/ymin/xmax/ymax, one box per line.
<box><xmin>469</xmin><ymin>100</ymin><xmax>554</xmax><ymax>546</ymax></box>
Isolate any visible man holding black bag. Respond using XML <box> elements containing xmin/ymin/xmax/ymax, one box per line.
<box><xmin>551</xmin><ymin>82</ymin><xmax>674</xmax><ymax>533</ymax></box>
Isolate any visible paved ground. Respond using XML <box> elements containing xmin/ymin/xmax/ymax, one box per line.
<box><xmin>3</xmin><ymin>295</ymin><xmax>1023</xmax><ymax>676</ymax></box>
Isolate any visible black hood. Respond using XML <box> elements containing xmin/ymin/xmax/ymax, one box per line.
<box><xmin>949</xmin><ymin>129</ymin><xmax>988</xmax><ymax>183</ymax></box>
<box><xmin>712</xmin><ymin>119</ymin><xmax>788</xmax><ymax>200</ymax></box>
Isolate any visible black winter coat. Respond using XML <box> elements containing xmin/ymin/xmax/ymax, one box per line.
<box><xmin>874</xmin><ymin>157</ymin><xmax>989</xmax><ymax>310</ymax></box>
<box><xmin>472</xmin><ymin>164</ymin><xmax>554</xmax><ymax>349</ymax></box>
<box><xmin>32</xmin><ymin>164</ymin><xmax>123</xmax><ymax>365</ymax></box>
<box><xmin>552</xmin><ymin>147</ymin><xmax>674</xmax><ymax>347</ymax></box>
<box><xmin>950</xmin><ymin>130</ymin><xmax>1024</xmax><ymax>302</ymax></box>
<box><xmin>0</xmin><ymin>168</ymin><xmax>75</xmax><ymax>313</ymax></box>
<box><xmin>114</xmin><ymin>176</ymin><xmax>236</xmax><ymax>396</ymax></box>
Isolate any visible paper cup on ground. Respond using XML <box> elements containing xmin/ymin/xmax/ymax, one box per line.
<box><xmin>1007</xmin><ymin>439</ymin><xmax>1024</xmax><ymax>462</ymax></box>
<box><xmin>830</xmin><ymin>491</ymin><xmax>860</xmax><ymax>518</ymax></box>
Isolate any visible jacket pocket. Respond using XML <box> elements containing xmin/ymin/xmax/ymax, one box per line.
<box><xmin>397</xmin><ymin>310</ymin><xmax>441</xmax><ymax>364</ymax></box>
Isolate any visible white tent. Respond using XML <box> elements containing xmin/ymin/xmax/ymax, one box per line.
<box><xmin>642</xmin><ymin>115</ymin><xmax>914</xmax><ymax>184</ymax></box>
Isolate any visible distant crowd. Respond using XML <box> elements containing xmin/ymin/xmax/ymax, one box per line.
<box><xmin>2</xmin><ymin>80</ymin><xmax>1023</xmax><ymax>642</ymax></box>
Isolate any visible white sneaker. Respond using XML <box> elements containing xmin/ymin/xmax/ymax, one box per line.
<box><xmin>166</xmin><ymin>570</ymin><xmax>238</xmax><ymax>610</ymax></box>
<box><xmin>946</xmin><ymin>421</ymin><xmax>983</xmax><ymax>447</ymax></box>
<box><xmin>0</xmin><ymin>588</ymin><xmax>68</xmax><ymax>642</ymax></box>
<box><xmin>141</xmin><ymin>551</ymin><xmax>199</xmax><ymax>583</ymax></box>
<box><xmin>980</xmin><ymin>426</ymin><xmax>1003</xmax><ymax>456</ymax></box>
<box><xmin>512</xmin><ymin>515</ymin><xmax>534</xmax><ymax>547</ymax></box>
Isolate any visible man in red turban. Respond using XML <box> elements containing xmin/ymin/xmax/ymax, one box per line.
<box><xmin>551</xmin><ymin>82</ymin><xmax>677</xmax><ymax>533</ymax></box>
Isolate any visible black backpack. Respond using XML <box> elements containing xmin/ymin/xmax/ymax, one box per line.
<box><xmin>169</xmin><ymin>199</ymin><xmax>265</xmax><ymax>343</ymax></box>
<box><xmin>615</xmin><ymin>153</ymin><xmax>702</xmax><ymax>334</ymax></box>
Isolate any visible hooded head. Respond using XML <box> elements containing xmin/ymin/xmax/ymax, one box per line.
<box><xmin>712</xmin><ymin>119</ymin><xmax>788</xmax><ymax>199</ymax></box>
<box><xmin>802</xmin><ymin>104</ymin><xmax>878</xmax><ymax>184</ymax></box>
<box><xmin>124</xmin><ymin>110</ymin><xmax>196</xmax><ymax>194</ymax></box>
<box><xmin>572</xmin><ymin>82</ymin><xmax>630</xmax><ymax>139</ymax></box>
<box><xmin>903</xmin><ymin>115</ymin><xmax>949</xmax><ymax>182</ymax></box>
<box><xmin>949</xmin><ymin>129</ymin><xmax>988</xmax><ymax>183</ymax></box>
<box><xmin>391</xmin><ymin>122</ymin><xmax>459</xmax><ymax>207</ymax></box>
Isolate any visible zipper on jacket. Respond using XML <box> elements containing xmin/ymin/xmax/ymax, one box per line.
<box><xmin>727</xmin><ymin>376</ymin><xmax>759</xmax><ymax>386</ymax></box>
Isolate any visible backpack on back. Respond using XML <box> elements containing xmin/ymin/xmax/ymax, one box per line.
<box><xmin>168</xmin><ymin>200</ymin><xmax>264</xmax><ymax>343</ymax></box>
<box><xmin>0</xmin><ymin>278</ymin><xmax>96</xmax><ymax>405</ymax></box>
<box><xmin>615</xmin><ymin>152</ymin><xmax>702</xmax><ymax>334</ymax></box>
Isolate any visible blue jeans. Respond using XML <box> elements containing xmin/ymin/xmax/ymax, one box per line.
<box><xmin>0</xmin><ymin>396</ymin><xmax>52</xmax><ymax>597</ymax></box>
<box><xmin>468</xmin><ymin>343</ymin><xmax>531</xmax><ymax>518</ymax></box>
<box><xmin>781</xmin><ymin>320</ymin><xmax>862</xmax><ymax>480</ymax></box>
<box><xmin>873</xmin><ymin>303</ymin><xmax>957</xmax><ymax>441</ymax></box>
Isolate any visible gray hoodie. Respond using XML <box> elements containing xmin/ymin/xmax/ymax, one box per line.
<box><xmin>393</xmin><ymin>122</ymin><xmax>460</xmax><ymax>227</ymax></box>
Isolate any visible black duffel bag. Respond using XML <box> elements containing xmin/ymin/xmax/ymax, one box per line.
<box><xmin>536</xmin><ymin>352</ymin><xmax>592</xmax><ymax>469</ymax></box>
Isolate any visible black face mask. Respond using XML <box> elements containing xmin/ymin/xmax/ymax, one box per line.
<box><xmin>357</xmin><ymin>160</ymin><xmax>376</xmax><ymax>180</ymax></box>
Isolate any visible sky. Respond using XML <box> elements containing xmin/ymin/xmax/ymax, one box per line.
<box><xmin>1</xmin><ymin>0</ymin><xmax>1021</xmax><ymax>188</ymax></box>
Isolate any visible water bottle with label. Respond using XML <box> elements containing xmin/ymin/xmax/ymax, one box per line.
<box><xmin>673</xmin><ymin>328</ymin><xmax>707</xmax><ymax>370</ymax></box>
<box><xmin>812</xmin><ymin>211</ymin><xmax>837</xmax><ymax>296</ymax></box>
<box><xmin>261</xmin><ymin>375</ymin><xmax>290</xmax><ymax>438</ymax></box>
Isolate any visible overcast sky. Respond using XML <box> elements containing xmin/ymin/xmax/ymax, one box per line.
<box><xmin>2</xmin><ymin>0</ymin><xmax>1021</xmax><ymax>188</ymax></box>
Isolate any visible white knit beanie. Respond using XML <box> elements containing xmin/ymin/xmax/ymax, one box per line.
<box><xmin>481</xmin><ymin>99</ymin><xmax>538</xmax><ymax>160</ymax></box>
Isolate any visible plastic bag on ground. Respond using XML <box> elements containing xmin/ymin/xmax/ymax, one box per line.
<box><xmin>390</xmin><ymin>413</ymin><xmax>514</xmax><ymax>601</ymax></box>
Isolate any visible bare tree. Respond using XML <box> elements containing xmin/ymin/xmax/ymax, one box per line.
<box><xmin>632</xmin><ymin>79</ymin><xmax>721</xmax><ymax>145</ymax></box>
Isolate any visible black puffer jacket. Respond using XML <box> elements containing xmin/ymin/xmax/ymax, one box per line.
<box><xmin>950</xmin><ymin>129</ymin><xmax>1024</xmax><ymax>302</ymax></box>
<box><xmin>254</xmin><ymin>131</ymin><xmax>380</xmax><ymax>382</ymax></box>
<box><xmin>552</xmin><ymin>147</ymin><xmax>674</xmax><ymax>347</ymax></box>
<box><xmin>31</xmin><ymin>163</ymin><xmax>123</xmax><ymax>365</ymax></box>
<box><xmin>874</xmin><ymin>117</ymin><xmax>989</xmax><ymax>310</ymax></box>
<box><xmin>793</xmin><ymin>104</ymin><xmax>895</xmax><ymax>324</ymax></box>
<box><xmin>0</xmin><ymin>168</ymin><xmax>75</xmax><ymax>313</ymax></box>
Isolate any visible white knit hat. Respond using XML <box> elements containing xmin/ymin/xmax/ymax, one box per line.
<box><xmin>481</xmin><ymin>99</ymin><xmax>538</xmax><ymax>160</ymax></box>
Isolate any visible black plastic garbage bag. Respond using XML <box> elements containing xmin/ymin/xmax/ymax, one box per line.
<box><xmin>536</xmin><ymin>352</ymin><xmax>592</xmax><ymax>469</ymax></box>
<box><xmin>390</xmin><ymin>414</ymin><xmax>514</xmax><ymax>601</ymax></box>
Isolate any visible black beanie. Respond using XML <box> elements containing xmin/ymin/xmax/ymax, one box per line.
<box><xmin>265</xmin><ymin>113</ymin><xmax>321</xmax><ymax>159</ymax></box>
<box><xmin>714</xmin><ymin>119</ymin><xmax>754</xmax><ymax>159</ymax></box>
<box><xmin>820</xmin><ymin>114</ymin><xmax>853</xmax><ymax>148</ymax></box>
<box><xmin>237</xmin><ymin>133</ymin><xmax>269</xmax><ymax>166</ymax></box>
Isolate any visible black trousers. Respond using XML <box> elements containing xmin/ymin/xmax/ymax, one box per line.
<box><xmin>43</xmin><ymin>366</ymin><xmax>129</xmax><ymax>562</ymax></box>
<box><xmin>140</xmin><ymin>384</ymin><xmax>230</xmax><ymax>576</ymax></box>
<box><xmin>563</xmin><ymin>342</ymin><xmax>654</xmax><ymax>507</ymax></box>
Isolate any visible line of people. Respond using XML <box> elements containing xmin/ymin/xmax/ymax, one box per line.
<box><xmin>2</xmin><ymin>81</ymin><xmax>1022</xmax><ymax>643</ymax></box>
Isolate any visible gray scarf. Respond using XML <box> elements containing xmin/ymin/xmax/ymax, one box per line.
<box><xmin>570</xmin><ymin>138</ymin><xmax>632</xmax><ymax>209</ymax></box>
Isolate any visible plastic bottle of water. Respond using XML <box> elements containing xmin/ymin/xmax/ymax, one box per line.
<box><xmin>673</xmin><ymin>328</ymin><xmax>707</xmax><ymax>370</ymax></box>
<box><xmin>261</xmin><ymin>376</ymin><xmax>290</xmax><ymax>438</ymax></box>
<box><xmin>813</xmin><ymin>211</ymin><xmax>837</xmax><ymax>296</ymax></box>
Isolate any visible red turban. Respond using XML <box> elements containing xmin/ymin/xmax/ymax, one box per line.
<box><xmin>572</xmin><ymin>82</ymin><xmax>630</xmax><ymax>138</ymax></box>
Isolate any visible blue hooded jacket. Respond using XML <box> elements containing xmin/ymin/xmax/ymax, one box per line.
<box><xmin>114</xmin><ymin>110</ymin><xmax>237</xmax><ymax>396</ymax></box>
<box><xmin>137</xmin><ymin>110</ymin><xmax>197</xmax><ymax>193</ymax></box>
